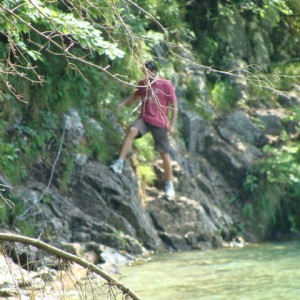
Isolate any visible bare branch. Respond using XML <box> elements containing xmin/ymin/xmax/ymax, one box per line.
<box><xmin>0</xmin><ymin>233</ymin><xmax>142</xmax><ymax>300</ymax></box>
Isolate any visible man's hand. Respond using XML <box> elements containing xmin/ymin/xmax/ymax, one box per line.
<box><xmin>168</xmin><ymin>125</ymin><xmax>176</xmax><ymax>136</ymax></box>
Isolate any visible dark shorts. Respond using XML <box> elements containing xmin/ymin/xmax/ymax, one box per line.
<box><xmin>131</xmin><ymin>117</ymin><xmax>171</xmax><ymax>153</ymax></box>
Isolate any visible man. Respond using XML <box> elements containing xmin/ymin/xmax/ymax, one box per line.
<box><xmin>110</xmin><ymin>61</ymin><xmax>178</xmax><ymax>198</ymax></box>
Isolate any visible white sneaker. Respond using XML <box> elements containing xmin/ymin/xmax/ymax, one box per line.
<box><xmin>109</xmin><ymin>159</ymin><xmax>124</xmax><ymax>174</ymax></box>
<box><xmin>165</xmin><ymin>181</ymin><xmax>175</xmax><ymax>199</ymax></box>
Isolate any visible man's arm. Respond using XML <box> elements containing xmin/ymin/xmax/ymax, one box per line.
<box><xmin>116</xmin><ymin>94</ymin><xmax>141</xmax><ymax>111</ymax></box>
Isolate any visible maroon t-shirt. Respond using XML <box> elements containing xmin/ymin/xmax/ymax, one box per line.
<box><xmin>134</xmin><ymin>77</ymin><xmax>177</xmax><ymax>128</ymax></box>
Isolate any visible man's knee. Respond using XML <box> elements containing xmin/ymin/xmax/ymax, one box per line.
<box><xmin>160</xmin><ymin>152</ymin><xmax>171</xmax><ymax>160</ymax></box>
<box><xmin>127</xmin><ymin>126</ymin><xmax>139</xmax><ymax>138</ymax></box>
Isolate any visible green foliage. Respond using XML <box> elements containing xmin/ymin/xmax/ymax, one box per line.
<box><xmin>27</xmin><ymin>60</ymin><xmax>88</xmax><ymax>113</ymax></box>
<box><xmin>180</xmin><ymin>75</ymin><xmax>212</xmax><ymax>120</ymax></box>
<box><xmin>0</xmin><ymin>205</ymin><xmax>8</xmax><ymax>224</ymax></box>
<box><xmin>155</xmin><ymin>0</ymin><xmax>186</xmax><ymax>33</ymax></box>
<box><xmin>0</xmin><ymin>114</ymin><xmax>29</xmax><ymax>183</ymax></box>
<box><xmin>57</xmin><ymin>155</ymin><xmax>75</xmax><ymax>195</ymax></box>
<box><xmin>243</xmin><ymin>142</ymin><xmax>300</xmax><ymax>235</ymax></box>
<box><xmin>0</xmin><ymin>197</ymin><xmax>15</xmax><ymax>225</ymax></box>
<box><xmin>41</xmin><ymin>193</ymin><xmax>52</xmax><ymax>205</ymax></box>
<box><xmin>260</xmin><ymin>143</ymin><xmax>300</xmax><ymax>187</ymax></box>
<box><xmin>242</xmin><ymin>202</ymin><xmax>255</xmax><ymax>221</ymax></box>
<box><xmin>136</xmin><ymin>165</ymin><xmax>156</xmax><ymax>186</ymax></box>
<box><xmin>259</xmin><ymin>0</ymin><xmax>292</xmax><ymax>28</ymax></box>
<box><xmin>273</xmin><ymin>62</ymin><xmax>300</xmax><ymax>92</ymax></box>
<box><xmin>0</xmin><ymin>142</ymin><xmax>27</xmax><ymax>183</ymax></box>
<box><xmin>134</xmin><ymin>134</ymin><xmax>156</xmax><ymax>185</ymax></box>
<box><xmin>2</xmin><ymin>0</ymin><xmax>125</xmax><ymax>60</ymax></box>
<box><xmin>81</xmin><ymin>117</ymin><xmax>112</xmax><ymax>163</ymax></box>
<box><xmin>210</xmin><ymin>79</ymin><xmax>239</xmax><ymax>112</ymax></box>
<box><xmin>198</xmin><ymin>37</ymin><xmax>220</xmax><ymax>67</ymax></box>
<box><xmin>243</xmin><ymin>183</ymin><xmax>283</xmax><ymax>237</ymax></box>
<box><xmin>236</xmin><ymin>0</ymin><xmax>292</xmax><ymax>27</ymax></box>
<box><xmin>0</xmin><ymin>194</ymin><xmax>37</xmax><ymax>236</ymax></box>
<box><xmin>0</xmin><ymin>108</ymin><xmax>60</xmax><ymax>183</ymax></box>
<box><xmin>134</xmin><ymin>135</ymin><xmax>156</xmax><ymax>162</ymax></box>
<box><xmin>97</xmin><ymin>113</ymin><xmax>124</xmax><ymax>161</ymax></box>
<box><xmin>185</xmin><ymin>0</ymin><xmax>296</xmax><ymax>69</ymax></box>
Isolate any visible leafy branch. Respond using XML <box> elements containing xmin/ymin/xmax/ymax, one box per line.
<box><xmin>0</xmin><ymin>0</ymin><xmax>297</xmax><ymax>104</ymax></box>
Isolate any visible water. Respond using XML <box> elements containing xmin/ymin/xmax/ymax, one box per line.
<box><xmin>121</xmin><ymin>241</ymin><xmax>300</xmax><ymax>300</ymax></box>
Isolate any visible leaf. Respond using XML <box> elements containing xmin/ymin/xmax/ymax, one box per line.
<box><xmin>27</xmin><ymin>50</ymin><xmax>42</xmax><ymax>61</ymax></box>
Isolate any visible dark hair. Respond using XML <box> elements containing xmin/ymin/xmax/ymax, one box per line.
<box><xmin>145</xmin><ymin>61</ymin><xmax>158</xmax><ymax>72</ymax></box>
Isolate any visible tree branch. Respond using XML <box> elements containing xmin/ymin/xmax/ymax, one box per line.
<box><xmin>0</xmin><ymin>233</ymin><xmax>142</xmax><ymax>300</ymax></box>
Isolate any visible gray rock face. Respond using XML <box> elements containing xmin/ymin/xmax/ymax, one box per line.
<box><xmin>8</xmin><ymin>101</ymin><xmax>292</xmax><ymax>254</ymax></box>
<box><xmin>70</xmin><ymin>162</ymin><xmax>161</xmax><ymax>251</ymax></box>
<box><xmin>254</xmin><ymin>109</ymin><xmax>285</xmax><ymax>136</ymax></box>
<box><xmin>218</xmin><ymin>111</ymin><xmax>263</xmax><ymax>145</ymax></box>
<box><xmin>14</xmin><ymin>162</ymin><xmax>161</xmax><ymax>255</ymax></box>
<box><xmin>177</xmin><ymin>110</ymin><xmax>264</xmax><ymax>189</ymax></box>
<box><xmin>147</xmin><ymin>196</ymin><xmax>230</xmax><ymax>250</ymax></box>
<box><xmin>62</xmin><ymin>109</ymin><xmax>85</xmax><ymax>145</ymax></box>
<box><xmin>180</xmin><ymin>110</ymin><xmax>210</xmax><ymax>153</ymax></box>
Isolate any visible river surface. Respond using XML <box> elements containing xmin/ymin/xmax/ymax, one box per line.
<box><xmin>121</xmin><ymin>241</ymin><xmax>300</xmax><ymax>300</ymax></box>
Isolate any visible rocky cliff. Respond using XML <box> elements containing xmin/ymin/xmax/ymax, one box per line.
<box><xmin>2</xmin><ymin>99</ymin><xmax>294</xmax><ymax>256</ymax></box>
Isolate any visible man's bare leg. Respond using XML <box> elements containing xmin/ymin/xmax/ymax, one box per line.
<box><xmin>119</xmin><ymin>127</ymin><xmax>139</xmax><ymax>160</ymax></box>
<box><xmin>160</xmin><ymin>152</ymin><xmax>173</xmax><ymax>182</ymax></box>
<box><xmin>110</xmin><ymin>127</ymin><xmax>139</xmax><ymax>174</ymax></box>
<box><xmin>161</xmin><ymin>152</ymin><xmax>175</xmax><ymax>198</ymax></box>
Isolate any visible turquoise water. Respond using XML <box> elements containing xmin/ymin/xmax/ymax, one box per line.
<box><xmin>121</xmin><ymin>241</ymin><xmax>300</xmax><ymax>300</ymax></box>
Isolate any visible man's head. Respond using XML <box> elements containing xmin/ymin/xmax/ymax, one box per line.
<box><xmin>145</xmin><ymin>61</ymin><xmax>158</xmax><ymax>72</ymax></box>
